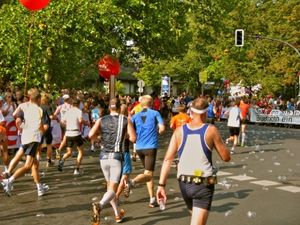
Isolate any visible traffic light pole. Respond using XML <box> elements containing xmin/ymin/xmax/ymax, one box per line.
<box><xmin>246</xmin><ymin>34</ymin><xmax>300</xmax><ymax>97</ymax></box>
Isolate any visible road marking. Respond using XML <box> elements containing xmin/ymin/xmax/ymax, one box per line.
<box><xmin>89</xmin><ymin>178</ymin><xmax>104</xmax><ymax>183</ymax></box>
<box><xmin>227</xmin><ymin>175</ymin><xmax>256</xmax><ymax>181</ymax></box>
<box><xmin>250</xmin><ymin>180</ymin><xmax>281</xmax><ymax>186</ymax></box>
<box><xmin>276</xmin><ymin>186</ymin><xmax>300</xmax><ymax>193</ymax></box>
<box><xmin>217</xmin><ymin>171</ymin><xmax>233</xmax><ymax>176</ymax></box>
<box><xmin>17</xmin><ymin>190</ymin><xmax>36</xmax><ymax>196</ymax></box>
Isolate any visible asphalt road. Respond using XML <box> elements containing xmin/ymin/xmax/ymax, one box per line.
<box><xmin>0</xmin><ymin>121</ymin><xmax>299</xmax><ymax>225</ymax></box>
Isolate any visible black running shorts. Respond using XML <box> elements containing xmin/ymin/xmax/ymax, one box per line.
<box><xmin>229</xmin><ymin>127</ymin><xmax>240</xmax><ymax>136</ymax></box>
<box><xmin>179</xmin><ymin>180</ymin><xmax>214</xmax><ymax>210</ymax></box>
<box><xmin>22</xmin><ymin>142</ymin><xmax>40</xmax><ymax>157</ymax></box>
<box><xmin>66</xmin><ymin>135</ymin><xmax>84</xmax><ymax>148</ymax></box>
<box><xmin>136</xmin><ymin>149</ymin><xmax>157</xmax><ymax>171</ymax></box>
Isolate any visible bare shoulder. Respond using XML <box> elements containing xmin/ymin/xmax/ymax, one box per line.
<box><xmin>207</xmin><ymin>124</ymin><xmax>218</xmax><ymax>134</ymax></box>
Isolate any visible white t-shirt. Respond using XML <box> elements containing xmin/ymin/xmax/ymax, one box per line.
<box><xmin>55</xmin><ymin>103</ymin><xmax>72</xmax><ymax>121</ymax></box>
<box><xmin>18</xmin><ymin>102</ymin><xmax>43</xmax><ymax>145</ymax></box>
<box><xmin>227</xmin><ymin>107</ymin><xmax>240</xmax><ymax>128</ymax></box>
<box><xmin>63</xmin><ymin>107</ymin><xmax>82</xmax><ymax>137</ymax></box>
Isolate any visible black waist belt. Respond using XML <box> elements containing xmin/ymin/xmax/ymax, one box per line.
<box><xmin>178</xmin><ymin>175</ymin><xmax>217</xmax><ymax>185</ymax></box>
<box><xmin>66</xmin><ymin>129</ymin><xmax>79</xmax><ymax>131</ymax></box>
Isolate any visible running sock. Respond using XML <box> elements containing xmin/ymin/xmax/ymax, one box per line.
<box><xmin>8</xmin><ymin>176</ymin><xmax>15</xmax><ymax>184</ymax></box>
<box><xmin>129</xmin><ymin>179</ymin><xmax>135</xmax><ymax>187</ymax></box>
<box><xmin>241</xmin><ymin>132</ymin><xmax>246</xmax><ymax>144</ymax></box>
<box><xmin>36</xmin><ymin>183</ymin><xmax>42</xmax><ymax>190</ymax></box>
<box><xmin>150</xmin><ymin>197</ymin><xmax>156</xmax><ymax>204</ymax></box>
<box><xmin>100</xmin><ymin>190</ymin><xmax>116</xmax><ymax>208</ymax></box>
<box><xmin>110</xmin><ymin>198</ymin><xmax>120</xmax><ymax>216</ymax></box>
<box><xmin>4</xmin><ymin>166</ymin><xmax>8</xmax><ymax>173</ymax></box>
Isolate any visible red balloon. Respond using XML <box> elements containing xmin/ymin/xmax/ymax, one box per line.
<box><xmin>98</xmin><ymin>55</ymin><xmax>121</xmax><ymax>79</ymax></box>
<box><xmin>19</xmin><ymin>0</ymin><xmax>50</xmax><ymax>11</ymax></box>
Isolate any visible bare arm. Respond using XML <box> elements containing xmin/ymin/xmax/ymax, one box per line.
<box><xmin>89</xmin><ymin>118</ymin><xmax>101</xmax><ymax>140</ymax></box>
<box><xmin>158</xmin><ymin>128</ymin><xmax>180</xmax><ymax>185</ymax></box>
<box><xmin>157</xmin><ymin>128</ymin><xmax>181</xmax><ymax>204</ymax></box>
<box><xmin>158</xmin><ymin>123</ymin><xmax>165</xmax><ymax>134</ymax></box>
<box><xmin>210</xmin><ymin>126</ymin><xmax>230</xmax><ymax>162</ymax></box>
<box><xmin>13</xmin><ymin>105</ymin><xmax>22</xmax><ymax>118</ymax></box>
<box><xmin>127</xmin><ymin>119</ymin><xmax>136</xmax><ymax>143</ymax></box>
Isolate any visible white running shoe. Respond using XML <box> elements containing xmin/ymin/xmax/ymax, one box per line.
<box><xmin>90</xmin><ymin>145</ymin><xmax>95</xmax><ymax>152</ymax></box>
<box><xmin>2</xmin><ymin>179</ymin><xmax>13</xmax><ymax>196</ymax></box>
<box><xmin>74</xmin><ymin>169</ymin><xmax>80</xmax><ymax>175</ymax></box>
<box><xmin>38</xmin><ymin>184</ymin><xmax>49</xmax><ymax>197</ymax></box>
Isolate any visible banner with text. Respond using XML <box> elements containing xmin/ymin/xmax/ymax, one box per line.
<box><xmin>250</xmin><ymin>108</ymin><xmax>300</xmax><ymax>125</ymax></box>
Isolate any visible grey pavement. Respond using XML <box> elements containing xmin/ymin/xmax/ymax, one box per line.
<box><xmin>0</xmin><ymin>122</ymin><xmax>300</xmax><ymax>225</ymax></box>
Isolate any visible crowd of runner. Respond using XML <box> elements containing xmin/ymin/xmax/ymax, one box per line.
<box><xmin>0</xmin><ymin>86</ymin><xmax>298</xmax><ymax>225</ymax></box>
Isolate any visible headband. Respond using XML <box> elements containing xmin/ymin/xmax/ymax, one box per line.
<box><xmin>190</xmin><ymin>107</ymin><xmax>208</xmax><ymax>114</ymax></box>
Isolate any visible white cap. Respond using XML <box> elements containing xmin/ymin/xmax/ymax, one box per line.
<box><xmin>62</xmin><ymin>94</ymin><xmax>70</xmax><ymax>99</ymax></box>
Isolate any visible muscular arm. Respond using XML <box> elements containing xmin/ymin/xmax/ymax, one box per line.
<box><xmin>89</xmin><ymin>118</ymin><xmax>101</xmax><ymax>140</ymax></box>
<box><xmin>158</xmin><ymin>128</ymin><xmax>181</xmax><ymax>185</ymax></box>
<box><xmin>127</xmin><ymin>119</ymin><xmax>136</xmax><ymax>143</ymax></box>
<box><xmin>209</xmin><ymin>126</ymin><xmax>230</xmax><ymax>162</ymax></box>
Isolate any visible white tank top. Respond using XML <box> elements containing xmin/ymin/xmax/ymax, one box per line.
<box><xmin>177</xmin><ymin>124</ymin><xmax>213</xmax><ymax>178</ymax></box>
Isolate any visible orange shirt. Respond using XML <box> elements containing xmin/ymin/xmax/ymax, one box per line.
<box><xmin>170</xmin><ymin>112</ymin><xmax>192</xmax><ymax>130</ymax></box>
<box><xmin>240</xmin><ymin>101</ymin><xmax>250</xmax><ymax>119</ymax></box>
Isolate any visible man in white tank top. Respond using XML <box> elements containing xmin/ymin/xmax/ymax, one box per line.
<box><xmin>157</xmin><ymin>97</ymin><xmax>230</xmax><ymax>225</ymax></box>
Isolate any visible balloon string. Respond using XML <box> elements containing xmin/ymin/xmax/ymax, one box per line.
<box><xmin>24</xmin><ymin>12</ymin><xmax>35</xmax><ymax>95</ymax></box>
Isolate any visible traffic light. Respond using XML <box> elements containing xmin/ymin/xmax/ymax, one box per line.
<box><xmin>235</xmin><ymin>29</ymin><xmax>244</xmax><ymax>47</ymax></box>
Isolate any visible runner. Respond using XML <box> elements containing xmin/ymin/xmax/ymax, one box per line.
<box><xmin>156</xmin><ymin>97</ymin><xmax>230</xmax><ymax>225</ymax></box>
<box><xmin>116</xmin><ymin>104</ymin><xmax>133</xmax><ymax>200</ymax></box>
<box><xmin>239</xmin><ymin>97</ymin><xmax>250</xmax><ymax>147</ymax></box>
<box><xmin>39</xmin><ymin>93</ymin><xmax>54</xmax><ymax>167</ymax></box>
<box><xmin>89</xmin><ymin>98</ymin><xmax>136</xmax><ymax>225</ymax></box>
<box><xmin>1</xmin><ymin>88</ymin><xmax>49</xmax><ymax>197</ymax></box>
<box><xmin>125</xmin><ymin>95</ymin><xmax>165</xmax><ymax>207</ymax></box>
<box><xmin>53</xmin><ymin>94</ymin><xmax>72</xmax><ymax>159</ymax></box>
<box><xmin>170</xmin><ymin>104</ymin><xmax>191</xmax><ymax>130</ymax></box>
<box><xmin>206</xmin><ymin>97</ymin><xmax>217</xmax><ymax>124</ymax></box>
<box><xmin>57</xmin><ymin>98</ymin><xmax>84</xmax><ymax>175</ymax></box>
<box><xmin>225</xmin><ymin>99</ymin><xmax>241</xmax><ymax>154</ymax></box>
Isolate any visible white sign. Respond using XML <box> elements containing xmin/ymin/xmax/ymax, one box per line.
<box><xmin>138</xmin><ymin>87</ymin><xmax>144</xmax><ymax>93</ymax></box>
<box><xmin>250</xmin><ymin>108</ymin><xmax>300</xmax><ymax>125</ymax></box>
<box><xmin>137</xmin><ymin>80</ymin><xmax>145</xmax><ymax>88</ymax></box>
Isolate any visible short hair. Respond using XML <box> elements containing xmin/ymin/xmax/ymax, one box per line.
<box><xmin>73</xmin><ymin>98</ymin><xmax>81</xmax><ymax>106</ymax></box>
<box><xmin>191</xmin><ymin>97</ymin><xmax>209</xmax><ymax>113</ymax></box>
<box><xmin>140</xmin><ymin>95</ymin><xmax>153</xmax><ymax>107</ymax></box>
<box><xmin>28</xmin><ymin>88</ymin><xmax>40</xmax><ymax>101</ymax></box>
<box><xmin>109</xmin><ymin>98</ymin><xmax>121</xmax><ymax>110</ymax></box>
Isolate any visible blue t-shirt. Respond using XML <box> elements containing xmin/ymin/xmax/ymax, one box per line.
<box><xmin>207</xmin><ymin>102</ymin><xmax>215</xmax><ymax>118</ymax></box>
<box><xmin>91</xmin><ymin>108</ymin><xmax>100</xmax><ymax>121</ymax></box>
<box><xmin>131</xmin><ymin>108</ymin><xmax>164</xmax><ymax>150</ymax></box>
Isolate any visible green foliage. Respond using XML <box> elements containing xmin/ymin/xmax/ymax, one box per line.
<box><xmin>115</xmin><ymin>80</ymin><xmax>125</xmax><ymax>95</ymax></box>
<box><xmin>0</xmin><ymin>0</ymin><xmax>299</xmax><ymax>98</ymax></box>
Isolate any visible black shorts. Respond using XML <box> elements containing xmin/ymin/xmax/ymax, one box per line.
<box><xmin>66</xmin><ymin>135</ymin><xmax>84</xmax><ymax>148</ymax></box>
<box><xmin>229</xmin><ymin>127</ymin><xmax>240</xmax><ymax>136</ymax></box>
<box><xmin>136</xmin><ymin>149</ymin><xmax>157</xmax><ymax>171</ymax></box>
<box><xmin>179</xmin><ymin>180</ymin><xmax>214</xmax><ymax>210</ymax></box>
<box><xmin>22</xmin><ymin>142</ymin><xmax>39</xmax><ymax>157</ymax></box>
<box><xmin>241</xmin><ymin>118</ymin><xmax>248</xmax><ymax>125</ymax></box>
<box><xmin>41</xmin><ymin>131</ymin><xmax>53</xmax><ymax>145</ymax></box>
